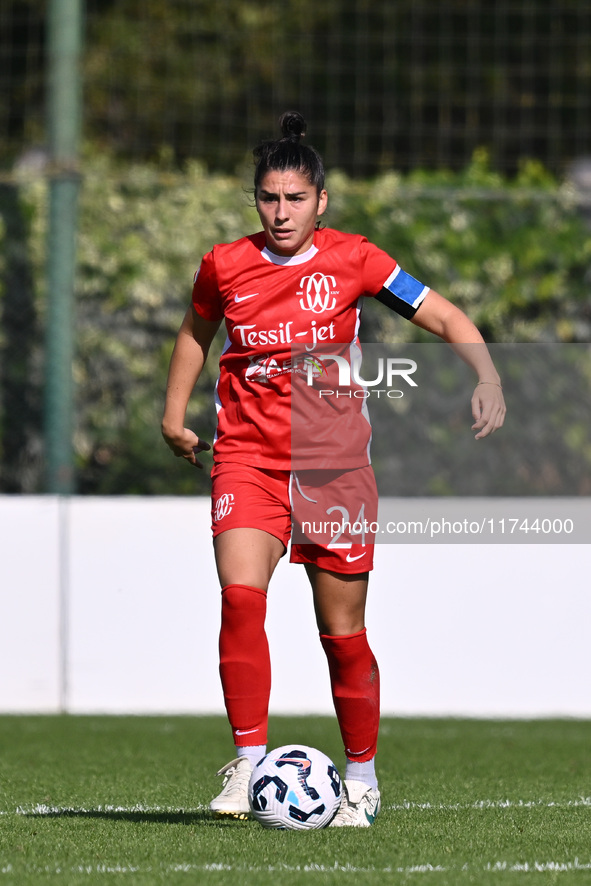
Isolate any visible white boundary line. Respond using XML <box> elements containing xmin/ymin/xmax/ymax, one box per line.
<box><xmin>390</xmin><ymin>797</ymin><xmax>591</xmax><ymax>811</ymax></box>
<box><xmin>2</xmin><ymin>859</ymin><xmax>591</xmax><ymax>876</ymax></box>
<box><xmin>2</xmin><ymin>797</ymin><xmax>591</xmax><ymax>817</ymax></box>
<box><xmin>10</xmin><ymin>803</ymin><xmax>208</xmax><ymax>816</ymax></box>
<box><xmin>2</xmin><ymin>801</ymin><xmax>591</xmax><ymax>877</ymax></box>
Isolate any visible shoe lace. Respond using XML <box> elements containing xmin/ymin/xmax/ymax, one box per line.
<box><xmin>219</xmin><ymin>761</ymin><xmax>251</xmax><ymax>798</ymax></box>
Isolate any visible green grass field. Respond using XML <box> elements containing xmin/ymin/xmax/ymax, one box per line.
<box><xmin>1</xmin><ymin>715</ymin><xmax>590</xmax><ymax>885</ymax></box>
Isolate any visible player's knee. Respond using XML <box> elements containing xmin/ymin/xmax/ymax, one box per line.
<box><xmin>220</xmin><ymin>584</ymin><xmax>268</xmax><ymax>644</ymax></box>
<box><xmin>221</xmin><ymin>582</ymin><xmax>267</xmax><ymax>612</ymax></box>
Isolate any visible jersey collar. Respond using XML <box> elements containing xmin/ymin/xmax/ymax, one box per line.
<box><xmin>261</xmin><ymin>243</ymin><xmax>318</xmax><ymax>266</ymax></box>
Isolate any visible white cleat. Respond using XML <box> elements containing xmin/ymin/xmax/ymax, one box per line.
<box><xmin>329</xmin><ymin>779</ymin><xmax>381</xmax><ymax>827</ymax></box>
<box><xmin>209</xmin><ymin>756</ymin><xmax>253</xmax><ymax>819</ymax></box>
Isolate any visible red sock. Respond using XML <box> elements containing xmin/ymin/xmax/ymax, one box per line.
<box><xmin>320</xmin><ymin>628</ymin><xmax>380</xmax><ymax>762</ymax></box>
<box><xmin>219</xmin><ymin>584</ymin><xmax>271</xmax><ymax>747</ymax></box>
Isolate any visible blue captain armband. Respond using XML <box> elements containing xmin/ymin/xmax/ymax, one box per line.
<box><xmin>375</xmin><ymin>266</ymin><xmax>430</xmax><ymax>320</ymax></box>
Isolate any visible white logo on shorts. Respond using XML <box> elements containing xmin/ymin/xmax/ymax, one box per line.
<box><xmin>214</xmin><ymin>493</ymin><xmax>235</xmax><ymax>522</ymax></box>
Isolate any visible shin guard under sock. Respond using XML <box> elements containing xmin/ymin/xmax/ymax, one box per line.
<box><xmin>219</xmin><ymin>584</ymin><xmax>271</xmax><ymax>747</ymax></box>
<box><xmin>320</xmin><ymin>628</ymin><xmax>380</xmax><ymax>763</ymax></box>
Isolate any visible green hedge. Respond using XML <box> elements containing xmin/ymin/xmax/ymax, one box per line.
<box><xmin>1</xmin><ymin>150</ymin><xmax>590</xmax><ymax>494</ymax></box>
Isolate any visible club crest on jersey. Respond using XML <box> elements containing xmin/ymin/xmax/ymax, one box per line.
<box><xmin>298</xmin><ymin>273</ymin><xmax>338</xmax><ymax>313</ymax></box>
<box><xmin>214</xmin><ymin>493</ymin><xmax>234</xmax><ymax>522</ymax></box>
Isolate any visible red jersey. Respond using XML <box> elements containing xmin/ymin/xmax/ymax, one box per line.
<box><xmin>192</xmin><ymin>227</ymin><xmax>420</xmax><ymax>470</ymax></box>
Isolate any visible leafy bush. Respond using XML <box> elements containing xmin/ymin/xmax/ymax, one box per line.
<box><xmin>1</xmin><ymin>150</ymin><xmax>590</xmax><ymax>494</ymax></box>
<box><xmin>328</xmin><ymin>150</ymin><xmax>591</xmax><ymax>345</ymax></box>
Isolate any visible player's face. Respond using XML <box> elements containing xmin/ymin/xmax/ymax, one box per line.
<box><xmin>255</xmin><ymin>170</ymin><xmax>328</xmax><ymax>256</ymax></box>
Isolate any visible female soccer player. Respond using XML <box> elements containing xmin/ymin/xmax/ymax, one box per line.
<box><xmin>162</xmin><ymin>112</ymin><xmax>505</xmax><ymax>826</ymax></box>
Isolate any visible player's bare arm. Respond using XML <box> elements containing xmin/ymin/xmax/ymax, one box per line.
<box><xmin>162</xmin><ymin>306</ymin><xmax>221</xmax><ymax>467</ymax></box>
<box><xmin>411</xmin><ymin>289</ymin><xmax>506</xmax><ymax>439</ymax></box>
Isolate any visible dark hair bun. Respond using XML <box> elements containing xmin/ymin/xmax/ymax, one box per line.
<box><xmin>279</xmin><ymin>111</ymin><xmax>307</xmax><ymax>141</ymax></box>
<box><xmin>253</xmin><ymin>111</ymin><xmax>324</xmax><ymax>195</ymax></box>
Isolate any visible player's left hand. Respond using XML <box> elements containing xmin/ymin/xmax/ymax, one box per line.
<box><xmin>162</xmin><ymin>425</ymin><xmax>211</xmax><ymax>467</ymax></box>
<box><xmin>470</xmin><ymin>383</ymin><xmax>506</xmax><ymax>439</ymax></box>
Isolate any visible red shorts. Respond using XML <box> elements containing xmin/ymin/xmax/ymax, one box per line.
<box><xmin>210</xmin><ymin>462</ymin><xmax>377</xmax><ymax>574</ymax></box>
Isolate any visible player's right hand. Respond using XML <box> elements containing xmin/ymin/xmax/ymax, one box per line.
<box><xmin>161</xmin><ymin>426</ymin><xmax>211</xmax><ymax>468</ymax></box>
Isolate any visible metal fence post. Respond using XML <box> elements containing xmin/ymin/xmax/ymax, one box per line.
<box><xmin>44</xmin><ymin>0</ymin><xmax>83</xmax><ymax>494</ymax></box>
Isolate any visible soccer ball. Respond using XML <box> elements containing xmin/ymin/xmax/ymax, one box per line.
<box><xmin>248</xmin><ymin>744</ymin><xmax>342</xmax><ymax>830</ymax></box>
